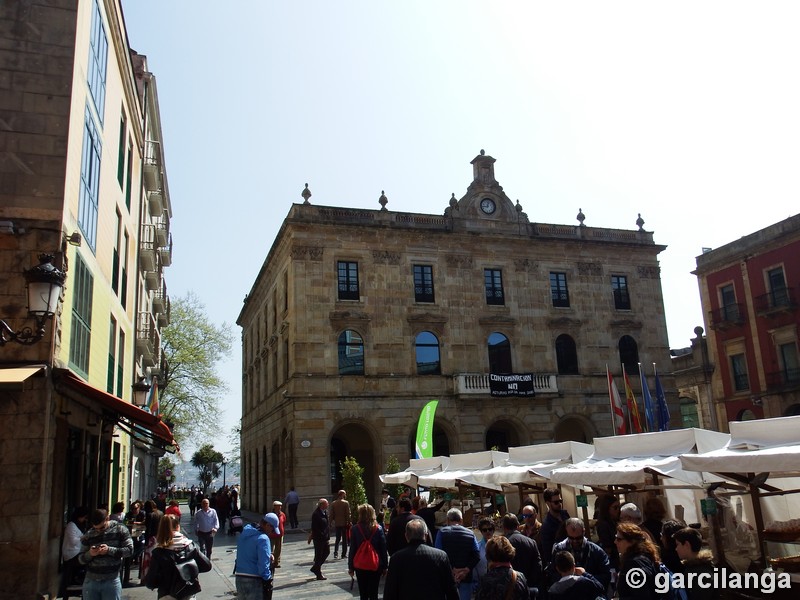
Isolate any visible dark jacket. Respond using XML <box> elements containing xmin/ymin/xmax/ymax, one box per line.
<box><xmin>387</xmin><ymin>512</ymin><xmax>426</xmax><ymax>555</ymax></box>
<box><xmin>145</xmin><ymin>535</ymin><xmax>212</xmax><ymax>599</ymax></box>
<box><xmin>547</xmin><ymin>572</ymin><xmax>605</xmax><ymax>600</ymax></box>
<box><xmin>681</xmin><ymin>551</ymin><xmax>719</xmax><ymax>600</ymax></box>
<box><xmin>384</xmin><ymin>540</ymin><xmax>459</xmax><ymax>600</ymax></box>
<box><xmin>348</xmin><ymin>523</ymin><xmax>389</xmax><ymax>572</ymax></box>
<box><xmin>311</xmin><ymin>506</ymin><xmax>330</xmax><ymax>541</ymax></box>
<box><xmin>617</xmin><ymin>553</ymin><xmax>658</xmax><ymax>600</ymax></box>
<box><xmin>505</xmin><ymin>530</ymin><xmax>543</xmax><ymax>588</ymax></box>
<box><xmin>545</xmin><ymin>538</ymin><xmax>611</xmax><ymax>590</ymax></box>
<box><xmin>539</xmin><ymin>510</ymin><xmax>570</xmax><ymax>565</ymax></box>
<box><xmin>417</xmin><ymin>499</ymin><xmax>447</xmax><ymax>541</ymax></box>
<box><xmin>595</xmin><ymin>518</ymin><xmax>619</xmax><ymax>569</ymax></box>
<box><xmin>435</xmin><ymin>524</ymin><xmax>480</xmax><ymax>582</ymax></box>
<box><xmin>476</xmin><ymin>566</ymin><xmax>530</xmax><ymax>600</ymax></box>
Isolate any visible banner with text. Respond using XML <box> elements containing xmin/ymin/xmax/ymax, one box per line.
<box><xmin>489</xmin><ymin>373</ymin><xmax>535</xmax><ymax>397</ymax></box>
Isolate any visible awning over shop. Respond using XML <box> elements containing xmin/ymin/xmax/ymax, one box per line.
<box><xmin>0</xmin><ymin>364</ymin><xmax>47</xmax><ymax>388</ymax></box>
<box><xmin>54</xmin><ymin>368</ymin><xmax>177</xmax><ymax>451</ymax></box>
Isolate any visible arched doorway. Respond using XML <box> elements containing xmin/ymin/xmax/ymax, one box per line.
<box><xmin>485</xmin><ymin>420</ymin><xmax>522</xmax><ymax>451</ymax></box>
<box><xmin>553</xmin><ymin>417</ymin><xmax>593</xmax><ymax>443</ymax></box>
<box><xmin>330</xmin><ymin>422</ymin><xmax>377</xmax><ymax>502</ymax></box>
<box><xmin>407</xmin><ymin>423</ymin><xmax>452</xmax><ymax>459</ymax></box>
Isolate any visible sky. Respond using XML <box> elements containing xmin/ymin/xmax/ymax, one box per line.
<box><xmin>122</xmin><ymin>1</ymin><xmax>800</xmax><ymax>456</ymax></box>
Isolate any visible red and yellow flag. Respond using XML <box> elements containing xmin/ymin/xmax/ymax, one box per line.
<box><xmin>623</xmin><ymin>369</ymin><xmax>643</xmax><ymax>433</ymax></box>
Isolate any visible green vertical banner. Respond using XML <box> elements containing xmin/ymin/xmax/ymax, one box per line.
<box><xmin>415</xmin><ymin>399</ymin><xmax>439</xmax><ymax>459</ymax></box>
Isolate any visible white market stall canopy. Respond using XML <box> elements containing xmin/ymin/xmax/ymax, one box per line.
<box><xmin>680</xmin><ymin>415</ymin><xmax>800</xmax><ymax>477</ymax></box>
<box><xmin>379</xmin><ymin>456</ymin><xmax>450</xmax><ymax>487</ymax></box>
<box><xmin>465</xmin><ymin>441</ymin><xmax>594</xmax><ymax>487</ymax></box>
<box><xmin>416</xmin><ymin>450</ymin><xmax>509</xmax><ymax>490</ymax></box>
<box><xmin>550</xmin><ymin>428</ymin><xmax>731</xmax><ymax>488</ymax></box>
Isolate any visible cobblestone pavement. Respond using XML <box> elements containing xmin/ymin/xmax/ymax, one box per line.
<box><xmin>119</xmin><ymin>507</ymin><xmax>376</xmax><ymax>599</ymax></box>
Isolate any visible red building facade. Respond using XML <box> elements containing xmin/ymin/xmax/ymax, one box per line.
<box><xmin>694</xmin><ymin>214</ymin><xmax>800</xmax><ymax>428</ymax></box>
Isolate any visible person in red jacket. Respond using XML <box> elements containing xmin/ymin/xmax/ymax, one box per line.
<box><xmin>268</xmin><ymin>500</ymin><xmax>287</xmax><ymax>568</ymax></box>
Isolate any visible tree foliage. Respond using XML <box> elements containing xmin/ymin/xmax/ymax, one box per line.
<box><xmin>191</xmin><ymin>443</ymin><xmax>224</xmax><ymax>494</ymax></box>
<box><xmin>384</xmin><ymin>455</ymin><xmax>405</xmax><ymax>500</ymax></box>
<box><xmin>158</xmin><ymin>456</ymin><xmax>176</xmax><ymax>487</ymax></box>
<box><xmin>159</xmin><ymin>291</ymin><xmax>233</xmax><ymax>446</ymax></box>
<box><xmin>341</xmin><ymin>456</ymin><xmax>368</xmax><ymax>522</ymax></box>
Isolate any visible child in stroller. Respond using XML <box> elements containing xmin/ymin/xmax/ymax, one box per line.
<box><xmin>228</xmin><ymin>509</ymin><xmax>244</xmax><ymax>535</ymax></box>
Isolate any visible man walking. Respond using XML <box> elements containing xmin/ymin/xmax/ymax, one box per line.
<box><xmin>331</xmin><ymin>489</ymin><xmax>351</xmax><ymax>559</ymax></box>
<box><xmin>539</xmin><ymin>487</ymin><xmax>570</xmax><ymax>565</ymax></box>
<box><xmin>285</xmin><ymin>486</ymin><xmax>300</xmax><ymax>529</ymax></box>
<box><xmin>544</xmin><ymin>517</ymin><xmax>611</xmax><ymax>592</ymax></box>
<box><xmin>268</xmin><ymin>501</ymin><xmax>286</xmax><ymax>568</ymax></box>
<box><xmin>435</xmin><ymin>508</ymin><xmax>480</xmax><ymax>600</ymax></box>
<box><xmin>387</xmin><ymin>497</ymin><xmax>426</xmax><ymax>555</ymax></box>
<box><xmin>308</xmin><ymin>498</ymin><xmax>331</xmax><ymax>580</ymax></box>
<box><xmin>195</xmin><ymin>497</ymin><xmax>220</xmax><ymax>559</ymax></box>
<box><xmin>235</xmin><ymin>513</ymin><xmax>279</xmax><ymax>600</ymax></box>
<box><xmin>384</xmin><ymin>519</ymin><xmax>459</xmax><ymax>600</ymax></box>
<box><xmin>502</xmin><ymin>514</ymin><xmax>542</xmax><ymax>598</ymax></box>
<box><xmin>78</xmin><ymin>508</ymin><xmax>133</xmax><ymax>600</ymax></box>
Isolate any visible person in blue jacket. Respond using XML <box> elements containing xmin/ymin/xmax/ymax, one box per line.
<box><xmin>235</xmin><ymin>513</ymin><xmax>279</xmax><ymax>600</ymax></box>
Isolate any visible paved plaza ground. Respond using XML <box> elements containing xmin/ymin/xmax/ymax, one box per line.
<box><xmin>119</xmin><ymin>506</ymin><xmax>373</xmax><ymax>600</ymax></box>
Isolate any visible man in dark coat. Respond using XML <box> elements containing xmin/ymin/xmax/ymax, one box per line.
<box><xmin>544</xmin><ymin>518</ymin><xmax>611</xmax><ymax>591</ymax></box>
<box><xmin>502</xmin><ymin>514</ymin><xmax>542</xmax><ymax>597</ymax></box>
<box><xmin>308</xmin><ymin>498</ymin><xmax>330</xmax><ymax>579</ymax></box>
<box><xmin>539</xmin><ymin>488</ymin><xmax>570</xmax><ymax>565</ymax></box>
<box><xmin>435</xmin><ymin>508</ymin><xmax>481</xmax><ymax>600</ymax></box>
<box><xmin>384</xmin><ymin>519</ymin><xmax>459</xmax><ymax>600</ymax></box>
<box><xmin>387</xmin><ymin>497</ymin><xmax>426</xmax><ymax>555</ymax></box>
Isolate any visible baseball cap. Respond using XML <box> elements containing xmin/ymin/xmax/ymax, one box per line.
<box><xmin>263</xmin><ymin>513</ymin><xmax>280</xmax><ymax>529</ymax></box>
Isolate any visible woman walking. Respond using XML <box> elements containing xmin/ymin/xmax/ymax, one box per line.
<box><xmin>145</xmin><ymin>514</ymin><xmax>211</xmax><ymax>599</ymax></box>
<box><xmin>348</xmin><ymin>503</ymin><xmax>388</xmax><ymax>600</ymax></box>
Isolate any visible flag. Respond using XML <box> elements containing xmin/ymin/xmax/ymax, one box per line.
<box><xmin>147</xmin><ymin>379</ymin><xmax>160</xmax><ymax>417</ymax></box>
<box><xmin>607</xmin><ymin>366</ymin><xmax>626</xmax><ymax>435</ymax></box>
<box><xmin>622</xmin><ymin>367</ymin><xmax>643</xmax><ymax>433</ymax></box>
<box><xmin>415</xmin><ymin>399</ymin><xmax>438</xmax><ymax>459</ymax></box>
<box><xmin>654</xmin><ymin>365</ymin><xmax>670</xmax><ymax>431</ymax></box>
<box><xmin>639</xmin><ymin>363</ymin><xmax>655</xmax><ymax>432</ymax></box>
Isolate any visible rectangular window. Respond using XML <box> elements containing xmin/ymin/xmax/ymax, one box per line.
<box><xmin>767</xmin><ymin>267</ymin><xmax>789</xmax><ymax>308</ymax></box>
<box><xmin>550</xmin><ymin>272</ymin><xmax>570</xmax><ymax>308</ymax></box>
<box><xmin>120</xmin><ymin>230</ymin><xmax>128</xmax><ymax>309</ymax></box>
<box><xmin>69</xmin><ymin>255</ymin><xmax>94</xmax><ymax>376</ymax></box>
<box><xmin>78</xmin><ymin>107</ymin><xmax>102</xmax><ymax>252</ymax></box>
<box><xmin>116</xmin><ymin>113</ymin><xmax>126</xmax><ymax>186</ymax></box>
<box><xmin>337</xmin><ymin>261</ymin><xmax>360</xmax><ymax>300</ymax></box>
<box><xmin>730</xmin><ymin>353</ymin><xmax>749</xmax><ymax>391</ymax></box>
<box><xmin>612</xmin><ymin>275</ymin><xmax>631</xmax><ymax>310</ymax></box>
<box><xmin>112</xmin><ymin>210</ymin><xmax>121</xmax><ymax>295</ymax></box>
<box><xmin>413</xmin><ymin>265</ymin><xmax>435</xmax><ymax>303</ymax></box>
<box><xmin>779</xmin><ymin>342</ymin><xmax>800</xmax><ymax>385</ymax></box>
<box><xmin>117</xmin><ymin>330</ymin><xmax>125</xmax><ymax>398</ymax></box>
<box><xmin>87</xmin><ymin>0</ymin><xmax>108</xmax><ymax>120</ymax></box>
<box><xmin>484</xmin><ymin>269</ymin><xmax>505</xmax><ymax>305</ymax></box>
<box><xmin>107</xmin><ymin>316</ymin><xmax>117</xmax><ymax>394</ymax></box>
<box><xmin>720</xmin><ymin>284</ymin><xmax>739</xmax><ymax>321</ymax></box>
<box><xmin>125</xmin><ymin>138</ymin><xmax>133</xmax><ymax>210</ymax></box>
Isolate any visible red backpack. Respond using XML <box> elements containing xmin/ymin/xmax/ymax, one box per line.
<box><xmin>353</xmin><ymin>525</ymin><xmax>380</xmax><ymax>571</ymax></box>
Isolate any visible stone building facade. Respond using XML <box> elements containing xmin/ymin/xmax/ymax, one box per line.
<box><xmin>693</xmin><ymin>213</ymin><xmax>800</xmax><ymax>429</ymax></box>
<box><xmin>237</xmin><ymin>151</ymin><xmax>678</xmax><ymax>514</ymax></box>
<box><xmin>0</xmin><ymin>1</ymin><xmax>174</xmax><ymax>597</ymax></box>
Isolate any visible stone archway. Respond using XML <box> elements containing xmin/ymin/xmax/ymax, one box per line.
<box><xmin>485</xmin><ymin>419</ymin><xmax>523</xmax><ymax>451</ymax></box>
<box><xmin>553</xmin><ymin>416</ymin><xmax>594</xmax><ymax>443</ymax></box>
<box><xmin>330</xmin><ymin>422</ymin><xmax>378</xmax><ymax>503</ymax></box>
<box><xmin>406</xmin><ymin>423</ymin><xmax>453</xmax><ymax>459</ymax></box>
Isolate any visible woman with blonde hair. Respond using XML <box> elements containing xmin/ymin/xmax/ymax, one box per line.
<box><xmin>145</xmin><ymin>514</ymin><xmax>211</xmax><ymax>599</ymax></box>
<box><xmin>615</xmin><ymin>522</ymin><xmax>660</xmax><ymax>600</ymax></box>
<box><xmin>348</xmin><ymin>503</ymin><xmax>388</xmax><ymax>600</ymax></box>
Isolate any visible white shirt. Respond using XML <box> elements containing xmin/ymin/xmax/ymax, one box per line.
<box><xmin>62</xmin><ymin>521</ymin><xmax>83</xmax><ymax>561</ymax></box>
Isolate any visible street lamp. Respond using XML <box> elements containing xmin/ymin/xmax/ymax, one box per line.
<box><xmin>132</xmin><ymin>377</ymin><xmax>151</xmax><ymax>408</ymax></box>
<box><xmin>222</xmin><ymin>459</ymin><xmax>228</xmax><ymax>487</ymax></box>
<box><xmin>0</xmin><ymin>254</ymin><xmax>66</xmax><ymax>346</ymax></box>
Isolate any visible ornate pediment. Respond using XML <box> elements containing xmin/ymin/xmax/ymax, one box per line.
<box><xmin>291</xmin><ymin>245</ymin><xmax>324</xmax><ymax>261</ymax></box>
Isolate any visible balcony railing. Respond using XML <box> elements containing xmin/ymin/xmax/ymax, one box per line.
<box><xmin>139</xmin><ymin>224</ymin><xmax>157</xmax><ymax>272</ymax></box>
<box><xmin>152</xmin><ymin>280</ymin><xmax>167</xmax><ymax>314</ymax></box>
<box><xmin>455</xmin><ymin>373</ymin><xmax>558</xmax><ymax>395</ymax></box>
<box><xmin>158</xmin><ymin>232</ymin><xmax>172</xmax><ymax>267</ymax></box>
<box><xmin>754</xmin><ymin>288</ymin><xmax>796</xmax><ymax>316</ymax></box>
<box><xmin>148</xmin><ymin>189</ymin><xmax>164</xmax><ymax>217</ymax></box>
<box><xmin>766</xmin><ymin>368</ymin><xmax>800</xmax><ymax>391</ymax></box>
<box><xmin>709</xmin><ymin>303</ymin><xmax>745</xmax><ymax>330</ymax></box>
<box><xmin>157</xmin><ymin>296</ymin><xmax>171</xmax><ymax>328</ymax></box>
<box><xmin>136</xmin><ymin>311</ymin><xmax>161</xmax><ymax>367</ymax></box>
<box><xmin>143</xmin><ymin>140</ymin><xmax>162</xmax><ymax>191</ymax></box>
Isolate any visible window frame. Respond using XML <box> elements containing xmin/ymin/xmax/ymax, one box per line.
<box><xmin>69</xmin><ymin>254</ymin><xmax>94</xmax><ymax>377</ymax></box>
<box><xmin>415</xmin><ymin>331</ymin><xmax>441</xmax><ymax>375</ymax></box>
<box><xmin>413</xmin><ymin>264</ymin><xmax>435</xmax><ymax>303</ymax></box>
<box><xmin>87</xmin><ymin>0</ymin><xmax>108</xmax><ymax>121</ymax></box>
<box><xmin>337</xmin><ymin>329</ymin><xmax>365</xmax><ymax>375</ymax></box>
<box><xmin>555</xmin><ymin>334</ymin><xmax>579</xmax><ymax>375</ymax></box>
<box><xmin>337</xmin><ymin>261</ymin><xmax>360</xmax><ymax>301</ymax></box>
<box><xmin>78</xmin><ymin>107</ymin><xmax>102</xmax><ymax>252</ymax></box>
<box><xmin>550</xmin><ymin>272</ymin><xmax>570</xmax><ymax>308</ymax></box>
<box><xmin>611</xmin><ymin>275</ymin><xmax>631</xmax><ymax>310</ymax></box>
<box><xmin>484</xmin><ymin>269</ymin><xmax>505</xmax><ymax>306</ymax></box>
<box><xmin>730</xmin><ymin>353</ymin><xmax>750</xmax><ymax>391</ymax></box>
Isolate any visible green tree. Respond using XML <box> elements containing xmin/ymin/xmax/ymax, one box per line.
<box><xmin>158</xmin><ymin>456</ymin><xmax>176</xmax><ymax>489</ymax></box>
<box><xmin>191</xmin><ymin>444</ymin><xmax>224</xmax><ymax>494</ymax></box>
<box><xmin>384</xmin><ymin>455</ymin><xmax>405</xmax><ymax>500</ymax></box>
<box><xmin>341</xmin><ymin>456</ymin><xmax>368</xmax><ymax>523</ymax></box>
<box><xmin>159</xmin><ymin>292</ymin><xmax>233</xmax><ymax>446</ymax></box>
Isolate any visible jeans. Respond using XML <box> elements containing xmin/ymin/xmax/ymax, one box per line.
<box><xmin>82</xmin><ymin>577</ymin><xmax>122</xmax><ymax>600</ymax></box>
<box><xmin>334</xmin><ymin>526</ymin><xmax>348</xmax><ymax>556</ymax></box>
<box><xmin>288</xmin><ymin>503</ymin><xmax>299</xmax><ymax>528</ymax></box>
<box><xmin>197</xmin><ymin>531</ymin><xmax>215</xmax><ymax>558</ymax></box>
<box><xmin>235</xmin><ymin>576</ymin><xmax>272</xmax><ymax>600</ymax></box>
<box><xmin>458</xmin><ymin>581</ymin><xmax>472</xmax><ymax>600</ymax></box>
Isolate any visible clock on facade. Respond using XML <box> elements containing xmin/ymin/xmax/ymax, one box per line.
<box><xmin>480</xmin><ymin>198</ymin><xmax>496</xmax><ymax>214</ymax></box>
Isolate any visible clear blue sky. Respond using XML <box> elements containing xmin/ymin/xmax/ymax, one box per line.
<box><xmin>123</xmin><ymin>1</ymin><xmax>800</xmax><ymax>456</ymax></box>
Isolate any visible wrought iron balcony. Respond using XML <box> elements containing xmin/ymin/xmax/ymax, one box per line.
<box><xmin>148</xmin><ymin>189</ymin><xmax>164</xmax><ymax>217</ymax></box>
<box><xmin>766</xmin><ymin>368</ymin><xmax>800</xmax><ymax>391</ymax></box>
<box><xmin>139</xmin><ymin>224</ymin><xmax>157</xmax><ymax>272</ymax></box>
<box><xmin>158</xmin><ymin>232</ymin><xmax>172</xmax><ymax>267</ymax></box>
<box><xmin>143</xmin><ymin>140</ymin><xmax>162</xmax><ymax>191</ymax></box>
<box><xmin>136</xmin><ymin>311</ymin><xmax>161</xmax><ymax>367</ymax></box>
<box><xmin>455</xmin><ymin>373</ymin><xmax>559</xmax><ymax>395</ymax></box>
<box><xmin>754</xmin><ymin>288</ymin><xmax>796</xmax><ymax>316</ymax></box>
<box><xmin>709</xmin><ymin>303</ymin><xmax>745</xmax><ymax>330</ymax></box>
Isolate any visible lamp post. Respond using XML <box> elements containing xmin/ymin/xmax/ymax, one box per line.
<box><xmin>0</xmin><ymin>254</ymin><xmax>66</xmax><ymax>346</ymax></box>
<box><xmin>222</xmin><ymin>459</ymin><xmax>227</xmax><ymax>488</ymax></box>
<box><xmin>132</xmin><ymin>377</ymin><xmax>151</xmax><ymax>408</ymax></box>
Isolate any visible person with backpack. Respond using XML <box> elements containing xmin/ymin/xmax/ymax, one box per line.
<box><xmin>348</xmin><ymin>503</ymin><xmax>388</xmax><ymax>600</ymax></box>
<box><xmin>235</xmin><ymin>513</ymin><xmax>280</xmax><ymax>600</ymax></box>
<box><xmin>615</xmin><ymin>522</ymin><xmax>660</xmax><ymax>600</ymax></box>
<box><xmin>145</xmin><ymin>514</ymin><xmax>212</xmax><ymax>600</ymax></box>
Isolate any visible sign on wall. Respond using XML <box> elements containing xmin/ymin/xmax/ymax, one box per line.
<box><xmin>489</xmin><ymin>373</ymin><xmax>535</xmax><ymax>397</ymax></box>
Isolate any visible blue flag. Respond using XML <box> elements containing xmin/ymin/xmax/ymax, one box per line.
<box><xmin>654</xmin><ymin>368</ymin><xmax>670</xmax><ymax>431</ymax></box>
<box><xmin>639</xmin><ymin>364</ymin><xmax>655</xmax><ymax>432</ymax></box>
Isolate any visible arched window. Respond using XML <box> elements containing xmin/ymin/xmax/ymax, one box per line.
<box><xmin>555</xmin><ymin>334</ymin><xmax>579</xmax><ymax>375</ymax></box>
<box><xmin>488</xmin><ymin>332</ymin><xmax>512</xmax><ymax>374</ymax></box>
<box><xmin>338</xmin><ymin>330</ymin><xmax>364</xmax><ymax>375</ymax></box>
<box><xmin>618</xmin><ymin>335</ymin><xmax>639</xmax><ymax>374</ymax></box>
<box><xmin>415</xmin><ymin>331</ymin><xmax>441</xmax><ymax>375</ymax></box>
